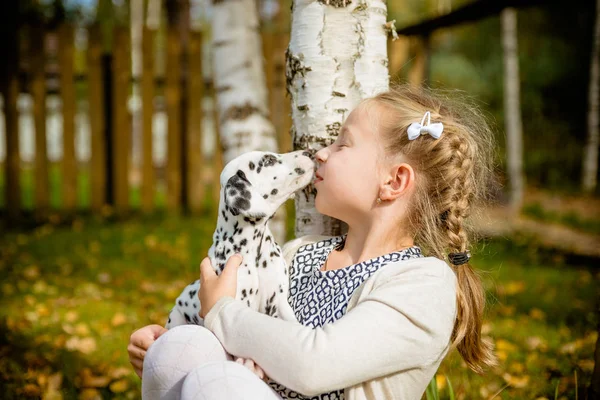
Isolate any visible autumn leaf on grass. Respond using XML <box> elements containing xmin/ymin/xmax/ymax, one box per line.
<box><xmin>42</xmin><ymin>372</ymin><xmax>63</xmax><ymax>400</ymax></box>
<box><xmin>502</xmin><ymin>372</ymin><xmax>530</xmax><ymax>388</ymax></box>
<box><xmin>529</xmin><ymin>308</ymin><xmax>546</xmax><ymax>320</ymax></box>
<box><xmin>64</xmin><ymin>310</ymin><xmax>78</xmax><ymax>323</ymax></box>
<box><xmin>111</xmin><ymin>312</ymin><xmax>127</xmax><ymax>327</ymax></box>
<box><xmin>79</xmin><ymin>388</ymin><xmax>103</xmax><ymax>400</ymax></box>
<box><xmin>109</xmin><ymin>367</ymin><xmax>132</xmax><ymax>380</ymax></box>
<box><xmin>498</xmin><ymin>281</ymin><xmax>526</xmax><ymax>296</ymax></box>
<box><xmin>526</xmin><ymin>336</ymin><xmax>548</xmax><ymax>351</ymax></box>
<box><xmin>78</xmin><ymin>368</ymin><xmax>111</xmax><ymax>388</ymax></box>
<box><xmin>109</xmin><ymin>379</ymin><xmax>129</xmax><ymax>393</ymax></box>
<box><xmin>65</xmin><ymin>336</ymin><xmax>97</xmax><ymax>354</ymax></box>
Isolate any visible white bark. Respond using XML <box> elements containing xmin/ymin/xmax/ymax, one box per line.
<box><xmin>501</xmin><ymin>8</ymin><xmax>524</xmax><ymax>212</ymax></box>
<box><xmin>212</xmin><ymin>0</ymin><xmax>285</xmax><ymax>242</ymax></box>
<box><xmin>287</xmin><ymin>0</ymin><xmax>390</xmax><ymax>237</ymax></box>
<box><xmin>583</xmin><ymin>0</ymin><xmax>600</xmax><ymax>193</ymax></box>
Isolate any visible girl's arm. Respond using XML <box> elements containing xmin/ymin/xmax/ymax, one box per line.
<box><xmin>204</xmin><ymin>259</ymin><xmax>456</xmax><ymax>396</ymax></box>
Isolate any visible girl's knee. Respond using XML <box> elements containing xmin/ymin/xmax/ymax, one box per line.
<box><xmin>142</xmin><ymin>325</ymin><xmax>231</xmax><ymax>399</ymax></box>
<box><xmin>147</xmin><ymin>325</ymin><xmax>229</xmax><ymax>361</ymax></box>
<box><xmin>181</xmin><ymin>361</ymin><xmax>281</xmax><ymax>400</ymax></box>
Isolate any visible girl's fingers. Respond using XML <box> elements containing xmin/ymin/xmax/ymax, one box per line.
<box><xmin>129</xmin><ymin>356</ymin><xmax>143</xmax><ymax>370</ymax></box>
<box><xmin>199</xmin><ymin>257</ymin><xmax>215</xmax><ymax>282</ymax></box>
<box><xmin>223</xmin><ymin>254</ymin><xmax>243</xmax><ymax>278</ymax></box>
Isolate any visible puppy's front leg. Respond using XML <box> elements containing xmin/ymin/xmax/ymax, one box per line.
<box><xmin>275</xmin><ymin>298</ymin><xmax>298</xmax><ymax>323</ymax></box>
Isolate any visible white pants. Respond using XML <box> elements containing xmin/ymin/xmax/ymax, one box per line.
<box><xmin>142</xmin><ymin>325</ymin><xmax>283</xmax><ymax>400</ymax></box>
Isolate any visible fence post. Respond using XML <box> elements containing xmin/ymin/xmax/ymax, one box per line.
<box><xmin>31</xmin><ymin>24</ymin><xmax>49</xmax><ymax>216</ymax></box>
<box><xmin>141</xmin><ymin>26</ymin><xmax>155</xmax><ymax>213</ymax></box>
<box><xmin>388</xmin><ymin>36</ymin><xmax>410</xmax><ymax>82</ymax></box>
<box><xmin>166</xmin><ymin>24</ymin><xmax>182</xmax><ymax>211</ymax></box>
<box><xmin>112</xmin><ymin>27</ymin><xmax>131</xmax><ymax>213</ymax></box>
<box><xmin>88</xmin><ymin>24</ymin><xmax>106</xmax><ymax>213</ymax></box>
<box><xmin>187</xmin><ymin>30</ymin><xmax>204</xmax><ymax>213</ymax></box>
<box><xmin>59</xmin><ymin>24</ymin><xmax>77</xmax><ymax>213</ymax></box>
<box><xmin>408</xmin><ymin>35</ymin><xmax>430</xmax><ymax>88</ymax></box>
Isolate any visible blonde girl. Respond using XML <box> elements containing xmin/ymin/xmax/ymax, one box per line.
<box><xmin>129</xmin><ymin>85</ymin><xmax>497</xmax><ymax>400</ymax></box>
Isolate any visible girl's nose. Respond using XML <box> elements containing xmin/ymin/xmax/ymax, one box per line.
<box><xmin>315</xmin><ymin>147</ymin><xmax>328</xmax><ymax>163</ymax></box>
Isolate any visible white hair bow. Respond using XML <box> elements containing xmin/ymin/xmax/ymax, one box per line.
<box><xmin>407</xmin><ymin>111</ymin><xmax>444</xmax><ymax>140</ymax></box>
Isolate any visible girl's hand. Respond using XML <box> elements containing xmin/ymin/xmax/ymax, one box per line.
<box><xmin>199</xmin><ymin>254</ymin><xmax>243</xmax><ymax>318</ymax></box>
<box><xmin>128</xmin><ymin>324</ymin><xmax>168</xmax><ymax>378</ymax></box>
<box><xmin>235</xmin><ymin>357</ymin><xmax>269</xmax><ymax>382</ymax></box>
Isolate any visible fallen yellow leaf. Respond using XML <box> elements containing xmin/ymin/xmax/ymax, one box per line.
<box><xmin>79</xmin><ymin>369</ymin><xmax>110</xmax><ymax>388</ymax></box>
<box><xmin>529</xmin><ymin>308</ymin><xmax>546</xmax><ymax>320</ymax></box>
<box><xmin>111</xmin><ymin>313</ymin><xmax>127</xmax><ymax>327</ymax></box>
<box><xmin>109</xmin><ymin>367</ymin><xmax>132</xmax><ymax>380</ymax></box>
<box><xmin>503</xmin><ymin>373</ymin><xmax>530</xmax><ymax>388</ymax></box>
<box><xmin>502</xmin><ymin>281</ymin><xmax>526</xmax><ymax>296</ymax></box>
<box><xmin>75</xmin><ymin>323</ymin><xmax>90</xmax><ymax>336</ymax></box>
<box><xmin>495</xmin><ymin>339</ymin><xmax>517</xmax><ymax>352</ymax></box>
<box><xmin>109</xmin><ymin>379</ymin><xmax>129</xmax><ymax>393</ymax></box>
<box><xmin>65</xmin><ymin>311</ymin><xmax>78</xmax><ymax>323</ymax></box>
<box><xmin>66</xmin><ymin>337</ymin><xmax>97</xmax><ymax>355</ymax></box>
<box><xmin>79</xmin><ymin>388</ymin><xmax>102</xmax><ymax>400</ymax></box>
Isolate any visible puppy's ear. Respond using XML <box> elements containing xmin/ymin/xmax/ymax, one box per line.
<box><xmin>224</xmin><ymin>170</ymin><xmax>267</xmax><ymax>218</ymax></box>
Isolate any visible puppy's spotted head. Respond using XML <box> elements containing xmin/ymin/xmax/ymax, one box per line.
<box><xmin>221</xmin><ymin>151</ymin><xmax>314</xmax><ymax>219</ymax></box>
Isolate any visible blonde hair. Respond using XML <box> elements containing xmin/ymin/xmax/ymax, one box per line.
<box><xmin>365</xmin><ymin>85</ymin><xmax>497</xmax><ymax>373</ymax></box>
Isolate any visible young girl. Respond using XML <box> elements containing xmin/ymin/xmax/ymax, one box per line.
<box><xmin>128</xmin><ymin>85</ymin><xmax>497</xmax><ymax>399</ymax></box>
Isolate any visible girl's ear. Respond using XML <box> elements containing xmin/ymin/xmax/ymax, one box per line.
<box><xmin>380</xmin><ymin>163</ymin><xmax>415</xmax><ymax>201</ymax></box>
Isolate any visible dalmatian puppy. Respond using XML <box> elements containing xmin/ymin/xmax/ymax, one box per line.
<box><xmin>165</xmin><ymin>150</ymin><xmax>314</xmax><ymax>329</ymax></box>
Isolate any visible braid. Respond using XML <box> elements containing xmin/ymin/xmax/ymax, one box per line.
<box><xmin>440</xmin><ymin>134</ymin><xmax>496</xmax><ymax>373</ymax></box>
<box><xmin>370</xmin><ymin>85</ymin><xmax>498</xmax><ymax>374</ymax></box>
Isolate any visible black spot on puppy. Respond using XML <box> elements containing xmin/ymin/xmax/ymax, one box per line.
<box><xmin>249</xmin><ymin>161</ymin><xmax>255</xmax><ymax>170</ymax></box>
<box><xmin>271</xmin><ymin>189</ymin><xmax>278</xmax><ymax>195</ymax></box>
<box><xmin>236</xmin><ymin>170</ymin><xmax>249</xmax><ymax>182</ymax></box>
<box><xmin>234</xmin><ymin>198</ymin><xmax>250</xmax><ymax>211</ymax></box>
<box><xmin>295</xmin><ymin>168</ymin><xmax>305</xmax><ymax>175</ymax></box>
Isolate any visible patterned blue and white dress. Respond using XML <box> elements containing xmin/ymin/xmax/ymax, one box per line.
<box><xmin>268</xmin><ymin>236</ymin><xmax>423</xmax><ymax>400</ymax></box>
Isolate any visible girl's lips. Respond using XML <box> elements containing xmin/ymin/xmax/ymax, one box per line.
<box><xmin>314</xmin><ymin>173</ymin><xmax>323</xmax><ymax>184</ymax></box>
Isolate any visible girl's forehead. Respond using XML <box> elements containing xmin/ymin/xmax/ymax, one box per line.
<box><xmin>344</xmin><ymin>102</ymin><xmax>382</xmax><ymax>138</ymax></box>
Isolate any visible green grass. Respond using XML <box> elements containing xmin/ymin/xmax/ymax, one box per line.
<box><xmin>0</xmin><ymin>163</ymin><xmax>170</xmax><ymax>213</ymax></box>
<box><xmin>0</xmin><ymin>212</ymin><xmax>597</xmax><ymax>399</ymax></box>
<box><xmin>522</xmin><ymin>202</ymin><xmax>600</xmax><ymax>236</ymax></box>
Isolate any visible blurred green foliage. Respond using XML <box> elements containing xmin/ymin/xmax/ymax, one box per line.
<box><xmin>390</xmin><ymin>1</ymin><xmax>597</xmax><ymax>193</ymax></box>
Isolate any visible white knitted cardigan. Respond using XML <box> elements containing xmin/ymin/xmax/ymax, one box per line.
<box><xmin>205</xmin><ymin>235</ymin><xmax>457</xmax><ymax>400</ymax></box>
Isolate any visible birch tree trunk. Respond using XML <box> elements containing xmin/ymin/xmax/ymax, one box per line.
<box><xmin>287</xmin><ymin>0</ymin><xmax>390</xmax><ymax>237</ymax></box>
<box><xmin>212</xmin><ymin>0</ymin><xmax>285</xmax><ymax>242</ymax></box>
<box><xmin>501</xmin><ymin>7</ymin><xmax>525</xmax><ymax>213</ymax></box>
<box><xmin>582</xmin><ymin>0</ymin><xmax>600</xmax><ymax>194</ymax></box>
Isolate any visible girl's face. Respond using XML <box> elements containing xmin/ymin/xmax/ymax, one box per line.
<box><xmin>314</xmin><ymin>105</ymin><xmax>385</xmax><ymax>222</ymax></box>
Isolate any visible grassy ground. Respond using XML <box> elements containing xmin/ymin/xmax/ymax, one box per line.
<box><xmin>0</xmin><ymin>207</ymin><xmax>597</xmax><ymax>400</ymax></box>
<box><xmin>0</xmin><ymin>167</ymin><xmax>598</xmax><ymax>399</ymax></box>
